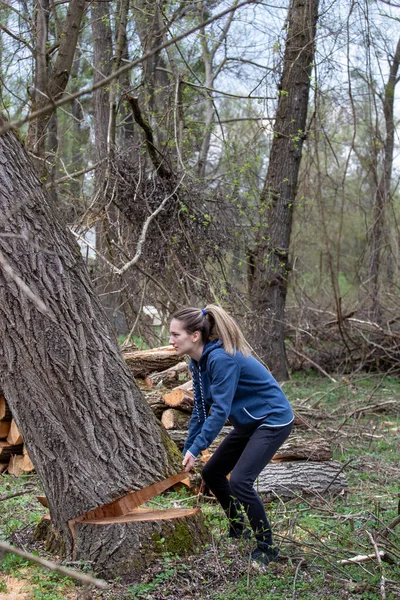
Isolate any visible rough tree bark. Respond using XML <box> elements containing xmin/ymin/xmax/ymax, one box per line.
<box><xmin>256</xmin><ymin>460</ymin><xmax>347</xmax><ymax>498</ymax></box>
<box><xmin>0</xmin><ymin>115</ymin><xmax>197</xmax><ymax>571</ymax></box>
<box><xmin>248</xmin><ymin>0</ymin><xmax>319</xmax><ymax>380</ymax></box>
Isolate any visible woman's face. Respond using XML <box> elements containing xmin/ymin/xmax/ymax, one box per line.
<box><xmin>169</xmin><ymin>318</ymin><xmax>201</xmax><ymax>357</ymax></box>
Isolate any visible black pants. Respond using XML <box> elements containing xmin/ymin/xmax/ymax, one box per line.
<box><xmin>202</xmin><ymin>422</ymin><xmax>293</xmax><ymax>546</ymax></box>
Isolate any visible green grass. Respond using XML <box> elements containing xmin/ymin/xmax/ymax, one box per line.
<box><xmin>1</xmin><ymin>373</ymin><xmax>400</xmax><ymax>599</ymax></box>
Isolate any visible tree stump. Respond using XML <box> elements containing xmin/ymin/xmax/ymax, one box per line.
<box><xmin>74</xmin><ymin>509</ymin><xmax>210</xmax><ymax>578</ymax></box>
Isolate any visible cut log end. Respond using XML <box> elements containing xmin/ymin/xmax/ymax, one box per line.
<box><xmin>7</xmin><ymin>419</ymin><xmax>23</xmax><ymax>445</ymax></box>
<box><xmin>77</xmin><ymin>506</ymin><xmax>200</xmax><ymax>525</ymax></box>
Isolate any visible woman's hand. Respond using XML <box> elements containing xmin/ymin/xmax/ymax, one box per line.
<box><xmin>182</xmin><ymin>451</ymin><xmax>196</xmax><ymax>472</ymax></box>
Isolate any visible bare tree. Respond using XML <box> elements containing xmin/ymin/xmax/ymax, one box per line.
<box><xmin>368</xmin><ymin>35</ymin><xmax>400</xmax><ymax>321</ymax></box>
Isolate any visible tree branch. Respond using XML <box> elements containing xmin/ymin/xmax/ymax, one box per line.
<box><xmin>0</xmin><ymin>540</ymin><xmax>107</xmax><ymax>590</ymax></box>
<box><xmin>0</xmin><ymin>0</ymin><xmax>257</xmax><ymax>137</ymax></box>
<box><xmin>125</xmin><ymin>95</ymin><xmax>171</xmax><ymax>178</ymax></box>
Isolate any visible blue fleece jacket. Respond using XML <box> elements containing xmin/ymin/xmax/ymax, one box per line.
<box><xmin>183</xmin><ymin>340</ymin><xmax>294</xmax><ymax>458</ymax></box>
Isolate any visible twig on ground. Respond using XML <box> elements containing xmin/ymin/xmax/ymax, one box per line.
<box><xmin>339</xmin><ymin>551</ymin><xmax>385</xmax><ymax>565</ymax></box>
<box><xmin>323</xmin><ymin>459</ymin><xmax>353</xmax><ymax>494</ymax></box>
<box><xmin>0</xmin><ymin>486</ymin><xmax>38</xmax><ymax>502</ymax></box>
<box><xmin>380</xmin><ymin>514</ymin><xmax>400</xmax><ymax>538</ymax></box>
<box><xmin>366</xmin><ymin>530</ymin><xmax>386</xmax><ymax>600</ymax></box>
<box><xmin>292</xmin><ymin>558</ymin><xmax>306</xmax><ymax>600</ymax></box>
<box><xmin>286</xmin><ymin>344</ymin><xmax>337</xmax><ymax>383</ymax></box>
<box><xmin>0</xmin><ymin>541</ymin><xmax>107</xmax><ymax>590</ymax></box>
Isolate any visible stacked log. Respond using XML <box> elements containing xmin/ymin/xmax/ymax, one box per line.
<box><xmin>0</xmin><ymin>392</ymin><xmax>34</xmax><ymax>475</ymax></box>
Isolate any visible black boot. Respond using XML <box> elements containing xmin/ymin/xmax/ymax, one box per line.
<box><xmin>251</xmin><ymin>542</ymin><xmax>279</xmax><ymax>566</ymax></box>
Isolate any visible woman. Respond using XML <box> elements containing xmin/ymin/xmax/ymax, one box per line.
<box><xmin>168</xmin><ymin>304</ymin><xmax>294</xmax><ymax>567</ymax></box>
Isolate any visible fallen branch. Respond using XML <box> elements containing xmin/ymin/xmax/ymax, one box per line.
<box><xmin>323</xmin><ymin>459</ymin><xmax>353</xmax><ymax>494</ymax></box>
<box><xmin>0</xmin><ymin>540</ymin><xmax>107</xmax><ymax>589</ymax></box>
<box><xmin>286</xmin><ymin>343</ymin><xmax>337</xmax><ymax>383</ymax></box>
<box><xmin>292</xmin><ymin>558</ymin><xmax>306</xmax><ymax>600</ymax></box>
<box><xmin>366</xmin><ymin>530</ymin><xmax>386</xmax><ymax>600</ymax></box>
<box><xmin>339</xmin><ymin>551</ymin><xmax>386</xmax><ymax>565</ymax></box>
<box><xmin>380</xmin><ymin>514</ymin><xmax>400</xmax><ymax>539</ymax></box>
<box><xmin>0</xmin><ymin>486</ymin><xmax>37</xmax><ymax>502</ymax></box>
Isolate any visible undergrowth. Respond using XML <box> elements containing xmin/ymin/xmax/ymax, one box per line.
<box><xmin>0</xmin><ymin>373</ymin><xmax>399</xmax><ymax>599</ymax></box>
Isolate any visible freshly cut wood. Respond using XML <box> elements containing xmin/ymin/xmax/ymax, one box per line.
<box><xmin>77</xmin><ymin>506</ymin><xmax>200</xmax><ymax>525</ymax></box>
<box><xmin>7</xmin><ymin>419</ymin><xmax>23</xmax><ymax>445</ymax></box>
<box><xmin>143</xmin><ymin>392</ymin><xmax>167</xmax><ymax>420</ymax></box>
<box><xmin>37</xmin><ymin>495</ymin><xmax>49</xmax><ymax>508</ymax></box>
<box><xmin>0</xmin><ymin>395</ymin><xmax>12</xmax><ymax>421</ymax></box>
<box><xmin>8</xmin><ymin>454</ymin><xmax>24</xmax><ymax>476</ymax></box>
<box><xmin>162</xmin><ymin>381</ymin><xmax>194</xmax><ymax>412</ymax></box>
<box><xmin>256</xmin><ymin>460</ymin><xmax>348</xmax><ymax>497</ymax></box>
<box><xmin>0</xmin><ymin>421</ymin><xmax>11</xmax><ymax>439</ymax></box>
<box><xmin>0</xmin><ymin>441</ymin><xmax>23</xmax><ymax>460</ymax></box>
<box><xmin>272</xmin><ymin>435</ymin><xmax>332</xmax><ymax>462</ymax></box>
<box><xmin>76</xmin><ymin>472</ymin><xmax>189</xmax><ymax>522</ymax></box>
<box><xmin>161</xmin><ymin>409</ymin><xmax>191</xmax><ymax>431</ymax></box>
<box><xmin>19</xmin><ymin>453</ymin><xmax>35</xmax><ymax>473</ymax></box>
<box><xmin>122</xmin><ymin>346</ymin><xmax>181</xmax><ymax>378</ymax></box>
<box><xmin>147</xmin><ymin>362</ymin><xmax>190</xmax><ymax>387</ymax></box>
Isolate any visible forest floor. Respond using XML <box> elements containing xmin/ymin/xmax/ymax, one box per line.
<box><xmin>0</xmin><ymin>373</ymin><xmax>400</xmax><ymax>600</ymax></box>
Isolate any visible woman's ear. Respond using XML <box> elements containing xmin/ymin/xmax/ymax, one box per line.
<box><xmin>192</xmin><ymin>331</ymin><xmax>201</xmax><ymax>343</ymax></box>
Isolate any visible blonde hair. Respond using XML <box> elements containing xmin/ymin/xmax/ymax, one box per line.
<box><xmin>171</xmin><ymin>304</ymin><xmax>251</xmax><ymax>356</ymax></box>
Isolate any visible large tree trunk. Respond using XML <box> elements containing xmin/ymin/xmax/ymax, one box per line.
<box><xmin>248</xmin><ymin>0</ymin><xmax>319</xmax><ymax>380</ymax></box>
<box><xmin>0</xmin><ymin>115</ymin><xmax>185</xmax><ymax>562</ymax></box>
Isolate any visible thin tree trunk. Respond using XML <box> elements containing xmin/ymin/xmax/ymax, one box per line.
<box><xmin>28</xmin><ymin>0</ymin><xmax>50</xmax><ymax>162</ymax></box>
<box><xmin>196</xmin><ymin>0</ymin><xmax>238</xmax><ymax>178</ymax></box>
<box><xmin>90</xmin><ymin>0</ymin><xmax>123</xmax><ymax>333</ymax></box>
<box><xmin>69</xmin><ymin>51</ymin><xmax>90</xmax><ymax>204</ymax></box>
<box><xmin>26</xmin><ymin>0</ymin><xmax>87</xmax><ymax>161</ymax></box>
<box><xmin>91</xmin><ymin>0</ymin><xmax>113</xmax><ymax>160</ymax></box>
<box><xmin>108</xmin><ymin>0</ymin><xmax>130</xmax><ymax>152</ymax></box>
<box><xmin>368</xmin><ymin>36</ymin><xmax>400</xmax><ymax>322</ymax></box>
<box><xmin>133</xmin><ymin>0</ymin><xmax>172</xmax><ymax>148</ymax></box>
<box><xmin>0</xmin><ymin>115</ymin><xmax>182</xmax><ymax>558</ymax></box>
<box><xmin>248</xmin><ymin>0</ymin><xmax>319</xmax><ymax>380</ymax></box>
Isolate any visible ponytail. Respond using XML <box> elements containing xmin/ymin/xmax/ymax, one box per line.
<box><xmin>171</xmin><ymin>304</ymin><xmax>251</xmax><ymax>356</ymax></box>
